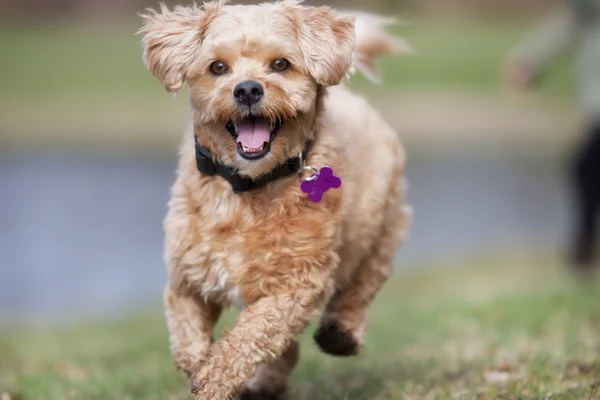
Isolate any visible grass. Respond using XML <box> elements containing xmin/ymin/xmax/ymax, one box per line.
<box><xmin>0</xmin><ymin>18</ymin><xmax>575</xmax><ymax>111</ymax></box>
<box><xmin>0</xmin><ymin>17</ymin><xmax>576</xmax><ymax>147</ymax></box>
<box><xmin>2</xmin><ymin>255</ymin><xmax>600</xmax><ymax>399</ymax></box>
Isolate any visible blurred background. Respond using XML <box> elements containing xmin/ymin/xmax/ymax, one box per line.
<box><xmin>0</xmin><ymin>0</ymin><xmax>600</xmax><ymax>400</ymax></box>
<box><xmin>3</xmin><ymin>0</ymin><xmax>600</xmax><ymax>399</ymax></box>
<box><xmin>1</xmin><ymin>0</ymin><xmax>578</xmax><ymax>325</ymax></box>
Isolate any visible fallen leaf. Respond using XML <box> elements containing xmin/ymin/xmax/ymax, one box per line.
<box><xmin>0</xmin><ymin>392</ymin><xmax>23</xmax><ymax>400</ymax></box>
<box><xmin>496</xmin><ymin>361</ymin><xmax>516</xmax><ymax>372</ymax></box>
<box><xmin>484</xmin><ymin>370</ymin><xmax>511</xmax><ymax>384</ymax></box>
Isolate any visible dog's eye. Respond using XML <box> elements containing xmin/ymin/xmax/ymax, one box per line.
<box><xmin>271</xmin><ymin>58</ymin><xmax>290</xmax><ymax>72</ymax></box>
<box><xmin>210</xmin><ymin>61</ymin><xmax>228</xmax><ymax>75</ymax></box>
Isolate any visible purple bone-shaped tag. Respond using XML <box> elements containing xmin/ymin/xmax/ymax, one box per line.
<box><xmin>300</xmin><ymin>166</ymin><xmax>342</xmax><ymax>203</ymax></box>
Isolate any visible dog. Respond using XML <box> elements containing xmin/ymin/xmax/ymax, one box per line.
<box><xmin>139</xmin><ymin>1</ymin><xmax>412</xmax><ymax>398</ymax></box>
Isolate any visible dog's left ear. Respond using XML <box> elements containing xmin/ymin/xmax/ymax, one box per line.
<box><xmin>284</xmin><ymin>3</ymin><xmax>356</xmax><ymax>86</ymax></box>
<box><xmin>138</xmin><ymin>3</ymin><xmax>218</xmax><ymax>94</ymax></box>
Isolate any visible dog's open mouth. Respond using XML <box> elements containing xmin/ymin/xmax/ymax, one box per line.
<box><xmin>225</xmin><ymin>116</ymin><xmax>282</xmax><ymax>160</ymax></box>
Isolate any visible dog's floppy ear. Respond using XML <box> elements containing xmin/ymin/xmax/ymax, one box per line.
<box><xmin>283</xmin><ymin>2</ymin><xmax>356</xmax><ymax>86</ymax></box>
<box><xmin>138</xmin><ymin>3</ymin><xmax>220</xmax><ymax>94</ymax></box>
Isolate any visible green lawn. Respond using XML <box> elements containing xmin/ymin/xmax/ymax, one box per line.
<box><xmin>2</xmin><ymin>255</ymin><xmax>600</xmax><ymax>399</ymax></box>
<box><xmin>0</xmin><ymin>18</ymin><xmax>574</xmax><ymax>109</ymax></box>
<box><xmin>0</xmin><ymin>18</ymin><xmax>576</xmax><ymax>147</ymax></box>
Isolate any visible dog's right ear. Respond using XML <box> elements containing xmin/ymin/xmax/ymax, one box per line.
<box><xmin>138</xmin><ymin>3</ymin><xmax>220</xmax><ymax>94</ymax></box>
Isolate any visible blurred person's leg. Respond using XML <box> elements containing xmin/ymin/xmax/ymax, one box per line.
<box><xmin>570</xmin><ymin>122</ymin><xmax>600</xmax><ymax>270</ymax></box>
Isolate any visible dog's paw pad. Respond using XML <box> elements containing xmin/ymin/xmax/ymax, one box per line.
<box><xmin>314</xmin><ymin>322</ymin><xmax>360</xmax><ymax>356</ymax></box>
<box><xmin>237</xmin><ymin>389</ymin><xmax>285</xmax><ymax>400</ymax></box>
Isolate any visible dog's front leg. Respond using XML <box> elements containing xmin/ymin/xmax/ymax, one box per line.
<box><xmin>190</xmin><ymin>259</ymin><xmax>336</xmax><ymax>400</ymax></box>
<box><xmin>164</xmin><ymin>285</ymin><xmax>222</xmax><ymax>377</ymax></box>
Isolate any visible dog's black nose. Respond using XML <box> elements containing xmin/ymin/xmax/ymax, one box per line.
<box><xmin>233</xmin><ymin>80</ymin><xmax>264</xmax><ymax>106</ymax></box>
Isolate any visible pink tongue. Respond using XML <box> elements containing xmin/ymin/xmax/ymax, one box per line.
<box><xmin>236</xmin><ymin>119</ymin><xmax>270</xmax><ymax>148</ymax></box>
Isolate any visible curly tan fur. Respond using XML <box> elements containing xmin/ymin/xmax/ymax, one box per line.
<box><xmin>139</xmin><ymin>1</ymin><xmax>412</xmax><ymax>399</ymax></box>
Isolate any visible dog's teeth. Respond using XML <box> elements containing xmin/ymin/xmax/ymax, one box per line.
<box><xmin>269</xmin><ymin>121</ymin><xmax>275</xmax><ymax>131</ymax></box>
<box><xmin>241</xmin><ymin>143</ymin><xmax>265</xmax><ymax>154</ymax></box>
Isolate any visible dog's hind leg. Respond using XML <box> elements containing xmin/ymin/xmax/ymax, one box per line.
<box><xmin>237</xmin><ymin>340</ymin><xmax>299</xmax><ymax>400</ymax></box>
<box><xmin>315</xmin><ymin>183</ymin><xmax>411</xmax><ymax>357</ymax></box>
<box><xmin>164</xmin><ymin>285</ymin><xmax>222</xmax><ymax>377</ymax></box>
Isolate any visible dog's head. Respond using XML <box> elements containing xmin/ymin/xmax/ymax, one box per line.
<box><xmin>139</xmin><ymin>0</ymin><xmax>355</xmax><ymax>177</ymax></box>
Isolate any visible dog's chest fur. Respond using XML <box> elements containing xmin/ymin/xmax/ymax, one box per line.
<box><xmin>165</xmin><ymin>173</ymin><xmax>339</xmax><ymax>309</ymax></box>
<box><xmin>166</xmin><ymin>184</ymin><xmax>250</xmax><ymax>309</ymax></box>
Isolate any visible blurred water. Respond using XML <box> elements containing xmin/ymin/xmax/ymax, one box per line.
<box><xmin>0</xmin><ymin>145</ymin><xmax>570</xmax><ymax>325</ymax></box>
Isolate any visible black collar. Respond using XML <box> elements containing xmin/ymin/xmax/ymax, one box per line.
<box><xmin>194</xmin><ymin>136</ymin><xmax>311</xmax><ymax>193</ymax></box>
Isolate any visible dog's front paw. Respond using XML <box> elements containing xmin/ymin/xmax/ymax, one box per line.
<box><xmin>190</xmin><ymin>355</ymin><xmax>234</xmax><ymax>400</ymax></box>
<box><xmin>314</xmin><ymin>322</ymin><xmax>360</xmax><ymax>356</ymax></box>
<box><xmin>189</xmin><ymin>362</ymin><xmax>211</xmax><ymax>399</ymax></box>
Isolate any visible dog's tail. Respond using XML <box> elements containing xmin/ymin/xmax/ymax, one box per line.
<box><xmin>340</xmin><ymin>11</ymin><xmax>412</xmax><ymax>84</ymax></box>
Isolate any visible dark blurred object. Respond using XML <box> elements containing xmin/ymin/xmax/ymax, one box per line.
<box><xmin>570</xmin><ymin>124</ymin><xmax>600</xmax><ymax>270</ymax></box>
<box><xmin>505</xmin><ymin>0</ymin><xmax>600</xmax><ymax>271</ymax></box>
